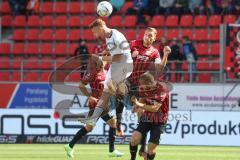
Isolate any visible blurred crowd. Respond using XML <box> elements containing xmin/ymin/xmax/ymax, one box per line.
<box><xmin>124</xmin><ymin>0</ymin><xmax>240</xmax><ymax>24</ymax></box>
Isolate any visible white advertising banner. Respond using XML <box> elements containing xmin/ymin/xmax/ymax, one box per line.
<box><xmin>169</xmin><ymin>84</ymin><xmax>240</xmax><ymax>111</ymax></box>
<box><xmin>0</xmin><ymin>109</ymin><xmax>240</xmax><ymax>146</ymax></box>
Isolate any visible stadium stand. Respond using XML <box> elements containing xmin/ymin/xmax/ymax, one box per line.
<box><xmin>0</xmin><ymin>0</ymin><xmax>239</xmax><ymax>83</ymax></box>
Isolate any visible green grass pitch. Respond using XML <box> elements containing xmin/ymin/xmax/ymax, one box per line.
<box><xmin>0</xmin><ymin>144</ymin><xmax>240</xmax><ymax>160</ymax></box>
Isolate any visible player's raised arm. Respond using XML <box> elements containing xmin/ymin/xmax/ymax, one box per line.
<box><xmin>156</xmin><ymin>46</ymin><xmax>171</xmax><ymax>72</ymax></box>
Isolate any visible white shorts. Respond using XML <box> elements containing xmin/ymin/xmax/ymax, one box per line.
<box><xmin>104</xmin><ymin>62</ymin><xmax>133</xmax><ymax>89</ymax></box>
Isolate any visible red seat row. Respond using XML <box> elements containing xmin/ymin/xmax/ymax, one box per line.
<box><xmin>0</xmin><ymin>42</ymin><xmax>97</xmax><ymax>56</ymax></box>
<box><xmin>2</xmin><ymin>14</ymin><xmax>237</xmax><ymax>28</ymax></box>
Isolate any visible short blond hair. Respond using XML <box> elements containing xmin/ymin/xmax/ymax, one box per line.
<box><xmin>89</xmin><ymin>18</ymin><xmax>106</xmax><ymax>29</ymax></box>
<box><xmin>146</xmin><ymin>27</ymin><xmax>157</xmax><ymax>36</ymax></box>
<box><xmin>140</xmin><ymin>72</ymin><xmax>155</xmax><ymax>84</ymax></box>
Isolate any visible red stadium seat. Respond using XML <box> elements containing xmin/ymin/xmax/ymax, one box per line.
<box><xmin>67</xmin><ymin>72</ymin><xmax>81</xmax><ymax>82</ymax></box>
<box><xmin>24</xmin><ymin>57</ymin><xmax>39</xmax><ymax>69</ymax></box>
<box><xmin>26</xmin><ymin>29</ymin><xmax>39</xmax><ymax>41</ymax></box>
<box><xmin>69</xmin><ymin>16</ymin><xmax>81</xmax><ymax>27</ymax></box>
<box><xmin>181</xmin><ymin>29</ymin><xmax>194</xmax><ymax>40</ymax></box>
<box><xmin>83</xmin><ymin>2</ymin><xmax>95</xmax><ymax>14</ymax></box>
<box><xmin>24</xmin><ymin>72</ymin><xmax>39</xmax><ymax>82</ymax></box>
<box><xmin>195</xmin><ymin>29</ymin><xmax>208</xmax><ymax>41</ymax></box>
<box><xmin>69</xmin><ymin>43</ymin><xmax>78</xmax><ymax>55</ymax></box>
<box><xmin>210</xmin><ymin>43</ymin><xmax>220</xmax><ymax>55</ymax></box>
<box><xmin>119</xmin><ymin>1</ymin><xmax>133</xmax><ymax>13</ymax></box>
<box><xmin>0</xmin><ymin>57</ymin><xmax>11</xmax><ymax>69</ymax></box>
<box><xmin>12</xmin><ymin>72</ymin><xmax>21</xmax><ymax>81</ymax></box>
<box><xmin>0</xmin><ymin>43</ymin><xmax>11</xmax><ymax>54</ymax></box>
<box><xmin>13</xmin><ymin>29</ymin><xmax>25</xmax><ymax>41</ymax></box>
<box><xmin>124</xmin><ymin>29</ymin><xmax>136</xmax><ymax>40</ymax></box>
<box><xmin>124</xmin><ymin>16</ymin><xmax>137</xmax><ymax>28</ymax></box>
<box><xmin>180</xmin><ymin>15</ymin><xmax>193</xmax><ymax>27</ymax></box>
<box><xmin>40</xmin><ymin>72</ymin><xmax>51</xmax><ymax>81</ymax></box>
<box><xmin>40</xmin><ymin>58</ymin><xmax>53</xmax><ymax>69</ymax></box>
<box><xmin>12</xmin><ymin>57</ymin><xmax>24</xmax><ymax>69</ymax></box>
<box><xmin>208</xmin><ymin>15</ymin><xmax>221</xmax><ymax>27</ymax></box>
<box><xmin>157</xmin><ymin>29</ymin><xmax>165</xmax><ymax>39</ymax></box>
<box><xmin>13</xmin><ymin>16</ymin><xmax>26</xmax><ymax>27</ymax></box>
<box><xmin>209</xmin><ymin>29</ymin><xmax>220</xmax><ymax>41</ymax></box>
<box><xmin>41</xmin><ymin>2</ymin><xmax>54</xmax><ymax>14</ymax></box>
<box><xmin>150</xmin><ymin>15</ymin><xmax>165</xmax><ymax>27</ymax></box>
<box><xmin>55</xmin><ymin>2</ymin><xmax>68</xmax><ymax>14</ymax></box>
<box><xmin>83</xmin><ymin>29</ymin><xmax>94</xmax><ymax>41</ymax></box>
<box><xmin>198</xmin><ymin>74</ymin><xmax>211</xmax><ymax>83</ymax></box>
<box><xmin>165</xmin><ymin>15</ymin><xmax>178</xmax><ymax>27</ymax></box>
<box><xmin>223</xmin><ymin>15</ymin><xmax>236</xmax><ymax>24</ymax></box>
<box><xmin>2</xmin><ymin>15</ymin><xmax>12</xmax><ymax>27</ymax></box>
<box><xmin>40</xmin><ymin>43</ymin><xmax>53</xmax><ymax>55</ymax></box>
<box><xmin>81</xmin><ymin>15</ymin><xmax>95</xmax><ymax>27</ymax></box>
<box><xmin>26</xmin><ymin>43</ymin><xmax>39</xmax><ymax>55</ymax></box>
<box><xmin>55</xmin><ymin>16</ymin><xmax>68</xmax><ymax>27</ymax></box>
<box><xmin>55</xmin><ymin>29</ymin><xmax>68</xmax><ymax>41</ymax></box>
<box><xmin>40</xmin><ymin>29</ymin><xmax>54</xmax><ymax>41</ymax></box>
<box><xmin>137</xmin><ymin>29</ymin><xmax>145</xmax><ymax>39</ymax></box>
<box><xmin>196</xmin><ymin>43</ymin><xmax>209</xmax><ymax>55</ymax></box>
<box><xmin>0</xmin><ymin>72</ymin><xmax>10</xmax><ymax>81</ymax></box>
<box><xmin>197</xmin><ymin>59</ymin><xmax>210</xmax><ymax>70</ymax></box>
<box><xmin>69</xmin><ymin>2</ymin><xmax>81</xmax><ymax>14</ymax></box>
<box><xmin>1</xmin><ymin>2</ymin><xmax>11</xmax><ymax>14</ymax></box>
<box><xmin>167</xmin><ymin>29</ymin><xmax>179</xmax><ymax>39</ymax></box>
<box><xmin>27</xmin><ymin>16</ymin><xmax>40</xmax><ymax>27</ymax></box>
<box><xmin>55</xmin><ymin>43</ymin><xmax>68</xmax><ymax>55</ymax></box>
<box><xmin>69</xmin><ymin>29</ymin><xmax>81</xmax><ymax>41</ymax></box>
<box><xmin>41</xmin><ymin>16</ymin><xmax>54</xmax><ymax>27</ymax></box>
<box><xmin>211</xmin><ymin>60</ymin><xmax>220</xmax><ymax>70</ymax></box>
<box><xmin>194</xmin><ymin>15</ymin><xmax>207</xmax><ymax>27</ymax></box>
<box><xmin>13</xmin><ymin>43</ymin><xmax>25</xmax><ymax>55</ymax></box>
<box><xmin>109</xmin><ymin>15</ymin><xmax>122</xmax><ymax>27</ymax></box>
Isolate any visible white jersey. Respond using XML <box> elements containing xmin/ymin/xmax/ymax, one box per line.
<box><xmin>105</xmin><ymin>29</ymin><xmax>133</xmax><ymax>63</ymax></box>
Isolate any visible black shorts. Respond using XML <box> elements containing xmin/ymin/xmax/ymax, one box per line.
<box><xmin>88</xmin><ymin>110</ymin><xmax>113</xmax><ymax>122</ymax></box>
<box><xmin>135</xmin><ymin>121</ymin><xmax>166</xmax><ymax>145</ymax></box>
<box><xmin>101</xmin><ymin>112</ymin><xmax>114</xmax><ymax>122</ymax></box>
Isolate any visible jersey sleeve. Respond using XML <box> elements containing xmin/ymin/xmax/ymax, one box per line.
<box><xmin>81</xmin><ymin>72</ymin><xmax>95</xmax><ymax>85</ymax></box>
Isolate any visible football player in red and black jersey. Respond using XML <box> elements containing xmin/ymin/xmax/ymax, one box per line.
<box><xmin>129</xmin><ymin>72</ymin><xmax>169</xmax><ymax>160</ymax></box>
<box><xmin>64</xmin><ymin>57</ymin><xmax>124</xmax><ymax>158</ymax></box>
<box><xmin>115</xmin><ymin>27</ymin><xmax>171</xmax><ymax>156</ymax></box>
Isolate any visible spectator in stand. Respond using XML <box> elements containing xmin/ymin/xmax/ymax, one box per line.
<box><xmin>182</xmin><ymin>36</ymin><xmax>198</xmax><ymax>82</ymax></box>
<box><xmin>202</xmin><ymin>0</ymin><xmax>217</xmax><ymax>15</ymax></box>
<box><xmin>173</xmin><ymin>0</ymin><xmax>190</xmax><ymax>15</ymax></box>
<box><xmin>158</xmin><ymin>0</ymin><xmax>175</xmax><ymax>15</ymax></box>
<box><xmin>216</xmin><ymin>0</ymin><xmax>234</xmax><ymax>15</ymax></box>
<box><xmin>74</xmin><ymin>39</ymin><xmax>89</xmax><ymax>77</ymax></box>
<box><xmin>170</xmin><ymin>38</ymin><xmax>184</xmax><ymax>82</ymax></box>
<box><xmin>233</xmin><ymin>0</ymin><xmax>240</xmax><ymax>15</ymax></box>
<box><xmin>8</xmin><ymin>0</ymin><xmax>27</xmax><ymax>16</ymax></box>
<box><xmin>26</xmin><ymin>0</ymin><xmax>39</xmax><ymax>20</ymax></box>
<box><xmin>189</xmin><ymin>0</ymin><xmax>205</xmax><ymax>14</ymax></box>
<box><xmin>127</xmin><ymin>0</ymin><xmax>150</xmax><ymax>25</ymax></box>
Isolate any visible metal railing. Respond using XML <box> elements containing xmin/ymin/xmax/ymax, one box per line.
<box><xmin>0</xmin><ymin>59</ymin><xmax>227</xmax><ymax>83</ymax></box>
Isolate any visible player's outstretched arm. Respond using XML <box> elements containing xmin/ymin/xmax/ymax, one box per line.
<box><xmin>132</xmin><ymin>97</ymin><xmax>162</xmax><ymax>113</ymax></box>
<box><xmin>156</xmin><ymin>46</ymin><xmax>171</xmax><ymax>72</ymax></box>
<box><xmin>79</xmin><ymin>81</ymin><xmax>91</xmax><ymax>97</ymax></box>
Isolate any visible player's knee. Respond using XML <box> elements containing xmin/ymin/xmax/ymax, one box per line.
<box><xmin>107</xmin><ymin>118</ymin><xmax>116</xmax><ymax>128</ymax></box>
<box><xmin>85</xmin><ymin>125</ymin><xmax>94</xmax><ymax>132</ymax></box>
<box><xmin>131</xmin><ymin>132</ymin><xmax>141</xmax><ymax>146</ymax></box>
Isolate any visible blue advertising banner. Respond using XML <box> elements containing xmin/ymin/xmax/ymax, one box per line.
<box><xmin>10</xmin><ymin>84</ymin><xmax>52</xmax><ymax>109</ymax></box>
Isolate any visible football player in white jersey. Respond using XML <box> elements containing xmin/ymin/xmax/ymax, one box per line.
<box><xmin>78</xmin><ymin>18</ymin><xmax>133</xmax><ymax>123</ymax></box>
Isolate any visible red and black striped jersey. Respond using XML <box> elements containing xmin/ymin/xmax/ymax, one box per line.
<box><xmin>81</xmin><ymin>70</ymin><xmax>106</xmax><ymax>99</ymax></box>
<box><xmin>139</xmin><ymin>82</ymin><xmax>169</xmax><ymax>124</ymax></box>
<box><xmin>129</xmin><ymin>40</ymin><xmax>161</xmax><ymax>85</ymax></box>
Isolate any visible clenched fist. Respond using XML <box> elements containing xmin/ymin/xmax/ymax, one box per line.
<box><xmin>163</xmin><ymin>46</ymin><xmax>171</xmax><ymax>55</ymax></box>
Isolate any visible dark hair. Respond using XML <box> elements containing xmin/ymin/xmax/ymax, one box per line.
<box><xmin>183</xmin><ymin>36</ymin><xmax>189</xmax><ymax>41</ymax></box>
